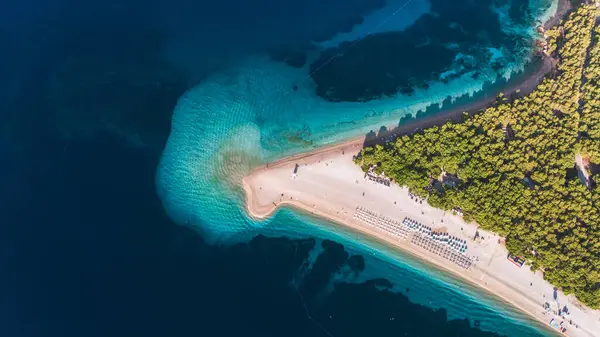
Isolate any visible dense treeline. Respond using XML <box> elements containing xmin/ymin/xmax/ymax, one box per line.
<box><xmin>357</xmin><ymin>6</ymin><xmax>600</xmax><ymax>308</ymax></box>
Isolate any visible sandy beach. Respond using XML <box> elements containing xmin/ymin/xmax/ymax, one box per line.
<box><xmin>241</xmin><ymin>1</ymin><xmax>600</xmax><ymax>334</ymax></box>
<box><xmin>243</xmin><ymin>143</ymin><xmax>600</xmax><ymax>337</ymax></box>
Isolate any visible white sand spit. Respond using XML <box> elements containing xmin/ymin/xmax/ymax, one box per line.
<box><xmin>243</xmin><ymin>141</ymin><xmax>600</xmax><ymax>337</ymax></box>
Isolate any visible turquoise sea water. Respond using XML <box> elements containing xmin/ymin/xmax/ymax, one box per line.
<box><xmin>156</xmin><ymin>0</ymin><xmax>560</xmax><ymax>335</ymax></box>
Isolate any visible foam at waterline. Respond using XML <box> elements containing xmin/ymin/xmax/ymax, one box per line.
<box><xmin>315</xmin><ymin>0</ymin><xmax>431</xmax><ymax>49</ymax></box>
<box><xmin>254</xmin><ymin>209</ymin><xmax>552</xmax><ymax>337</ymax></box>
<box><xmin>538</xmin><ymin>0</ymin><xmax>560</xmax><ymax>24</ymax></box>
<box><xmin>492</xmin><ymin>0</ymin><xmax>558</xmax><ymax>80</ymax></box>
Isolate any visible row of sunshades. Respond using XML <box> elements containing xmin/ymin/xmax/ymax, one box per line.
<box><xmin>402</xmin><ymin>217</ymin><xmax>467</xmax><ymax>253</ymax></box>
<box><xmin>354</xmin><ymin>207</ymin><xmax>409</xmax><ymax>239</ymax></box>
<box><xmin>411</xmin><ymin>233</ymin><xmax>473</xmax><ymax>269</ymax></box>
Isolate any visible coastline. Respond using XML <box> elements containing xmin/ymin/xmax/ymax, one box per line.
<box><xmin>259</xmin><ymin>53</ymin><xmax>553</xmax><ymax>174</ymax></box>
<box><xmin>239</xmin><ymin>1</ymin><xmax>600</xmax><ymax>335</ymax></box>
<box><xmin>251</xmin><ymin>47</ymin><xmax>554</xmax><ymax>177</ymax></box>
<box><xmin>282</xmin><ymin>0</ymin><xmax>570</xmax><ymax>156</ymax></box>
<box><xmin>253</xmin><ymin>199</ymin><xmax>554</xmax><ymax>333</ymax></box>
<box><xmin>272</xmin><ymin>48</ymin><xmax>555</xmax><ymax>162</ymax></box>
<box><xmin>249</xmin><ymin>0</ymin><xmax>574</xmax><ymax>226</ymax></box>
<box><xmin>242</xmin><ymin>142</ymin><xmax>599</xmax><ymax>337</ymax></box>
<box><xmin>240</xmin><ymin>0</ymin><xmax>599</xmax><ymax>335</ymax></box>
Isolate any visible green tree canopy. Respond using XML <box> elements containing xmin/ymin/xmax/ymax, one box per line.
<box><xmin>358</xmin><ymin>6</ymin><xmax>600</xmax><ymax>308</ymax></box>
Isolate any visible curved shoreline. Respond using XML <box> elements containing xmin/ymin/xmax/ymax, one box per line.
<box><xmin>240</xmin><ymin>2</ymin><xmax>600</xmax><ymax>336</ymax></box>
<box><xmin>252</xmin><ymin>53</ymin><xmax>556</xmax><ymax>175</ymax></box>
<box><xmin>245</xmin><ymin>193</ymin><xmax>554</xmax><ymax>333</ymax></box>
<box><xmin>242</xmin><ymin>139</ymin><xmax>599</xmax><ymax>337</ymax></box>
<box><xmin>244</xmin><ymin>0</ymin><xmax>571</xmax><ymax>217</ymax></box>
<box><xmin>250</xmin><ymin>0</ymin><xmax>568</xmax><ymax>166</ymax></box>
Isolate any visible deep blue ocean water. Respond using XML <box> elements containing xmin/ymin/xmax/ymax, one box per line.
<box><xmin>1</xmin><ymin>0</ymin><xmax>559</xmax><ymax>336</ymax></box>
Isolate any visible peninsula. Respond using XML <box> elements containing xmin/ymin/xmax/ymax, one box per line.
<box><xmin>243</xmin><ymin>4</ymin><xmax>600</xmax><ymax>337</ymax></box>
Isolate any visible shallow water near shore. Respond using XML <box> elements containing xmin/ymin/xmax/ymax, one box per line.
<box><xmin>156</xmin><ymin>0</ymin><xmax>561</xmax><ymax>336</ymax></box>
<box><xmin>254</xmin><ymin>208</ymin><xmax>558</xmax><ymax>336</ymax></box>
<box><xmin>3</xmin><ymin>0</ymin><xmax>572</xmax><ymax>336</ymax></box>
<box><xmin>157</xmin><ymin>0</ymin><xmax>558</xmax><ymax>238</ymax></box>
